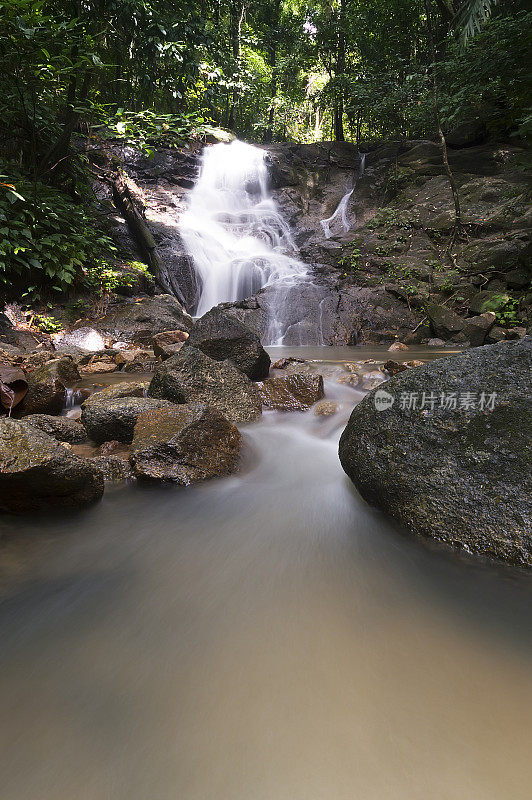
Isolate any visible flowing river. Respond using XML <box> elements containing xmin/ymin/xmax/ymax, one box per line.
<box><xmin>0</xmin><ymin>346</ymin><xmax>531</xmax><ymax>800</ymax></box>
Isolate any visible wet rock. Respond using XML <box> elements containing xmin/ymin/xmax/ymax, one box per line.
<box><xmin>152</xmin><ymin>330</ymin><xmax>189</xmax><ymax>359</ymax></box>
<box><xmin>314</xmin><ymin>401</ymin><xmax>339</xmax><ymax>417</ymax></box>
<box><xmin>258</xmin><ymin>374</ymin><xmax>324</xmax><ymax>411</ymax></box>
<box><xmin>427</xmin><ymin>338</ymin><xmax>446</xmax><ymax>347</ymax></box>
<box><xmin>98</xmin><ymin>440</ymin><xmax>129</xmax><ymax>457</ymax></box>
<box><xmin>18</xmin><ymin>357</ymin><xmax>80</xmax><ymax>416</ymax></box>
<box><xmin>130</xmin><ymin>404</ymin><xmax>242</xmax><ymax>483</ymax></box>
<box><xmin>82</xmin><ymin>381</ymin><xmax>149</xmax><ymax>407</ymax></box>
<box><xmin>24</xmin><ymin>414</ymin><xmax>88</xmax><ymax>444</ymax></box>
<box><xmin>92</xmin><ymin>455</ymin><xmax>133</xmax><ymax>482</ymax></box>
<box><xmin>54</xmin><ymin>327</ymin><xmax>106</xmax><ymax>353</ymax></box>
<box><xmin>388</xmin><ymin>342</ymin><xmax>408</xmax><ymax>352</ymax></box>
<box><xmin>339</xmin><ymin>338</ymin><xmax>532</xmax><ymax>567</ymax></box>
<box><xmin>148</xmin><ymin>347</ymin><xmax>262</xmax><ymax>424</ymax></box>
<box><xmin>91</xmin><ymin>294</ymin><xmax>193</xmax><ymax>345</ymax></box>
<box><xmin>462</xmin><ymin>312</ymin><xmax>496</xmax><ymax>347</ymax></box>
<box><xmin>0</xmin><ymin>418</ymin><xmax>104</xmax><ymax>512</ymax></box>
<box><xmin>405</xmin><ymin>360</ymin><xmax>424</xmax><ymax>368</ymax></box>
<box><xmin>122</xmin><ymin>350</ymin><xmax>157</xmax><ymax>374</ymax></box>
<box><xmin>272</xmin><ymin>356</ymin><xmax>306</xmax><ymax>369</ymax></box>
<box><xmin>382</xmin><ymin>360</ymin><xmax>408</xmax><ymax>377</ymax></box>
<box><xmin>426</xmin><ymin>303</ymin><xmax>465</xmax><ymax>340</ymax></box>
<box><xmin>82</xmin><ymin>396</ymin><xmax>175</xmax><ymax>444</ymax></box>
<box><xmin>187</xmin><ymin>308</ymin><xmax>271</xmax><ymax>380</ymax></box>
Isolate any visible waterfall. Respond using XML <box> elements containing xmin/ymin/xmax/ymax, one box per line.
<box><xmin>179</xmin><ymin>140</ymin><xmax>307</xmax><ymax>321</ymax></box>
<box><xmin>320</xmin><ymin>153</ymin><xmax>366</xmax><ymax>240</ymax></box>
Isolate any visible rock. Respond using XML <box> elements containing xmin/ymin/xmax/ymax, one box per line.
<box><xmin>24</xmin><ymin>414</ymin><xmax>88</xmax><ymax>444</ymax></box>
<box><xmin>382</xmin><ymin>360</ymin><xmax>408</xmax><ymax>377</ymax></box>
<box><xmin>92</xmin><ymin>294</ymin><xmax>193</xmax><ymax>345</ymax></box>
<box><xmin>426</xmin><ymin>303</ymin><xmax>465</xmax><ymax>340</ymax></box>
<box><xmin>82</xmin><ymin>396</ymin><xmax>175</xmax><ymax>444</ymax></box>
<box><xmin>427</xmin><ymin>338</ymin><xmax>446</xmax><ymax>347</ymax></box>
<box><xmin>314</xmin><ymin>401</ymin><xmax>339</xmax><ymax>417</ymax></box>
<box><xmin>82</xmin><ymin>381</ymin><xmax>149</xmax><ymax>407</ymax></box>
<box><xmin>148</xmin><ymin>347</ymin><xmax>262</xmax><ymax>424</ymax></box>
<box><xmin>469</xmin><ymin>291</ymin><xmax>511</xmax><ymax>316</ymax></box>
<box><xmin>462</xmin><ymin>312</ymin><xmax>496</xmax><ymax>347</ymax></box>
<box><xmin>121</xmin><ymin>350</ymin><xmax>157</xmax><ymax>374</ymax></box>
<box><xmin>130</xmin><ymin>404</ymin><xmax>242</xmax><ymax>483</ymax></box>
<box><xmin>445</xmin><ymin>120</ymin><xmax>486</xmax><ymax>148</ymax></box>
<box><xmin>80</xmin><ymin>355</ymin><xmax>118</xmax><ymax>375</ymax></box>
<box><xmin>98</xmin><ymin>440</ymin><xmax>129</xmax><ymax>457</ymax></box>
<box><xmin>339</xmin><ymin>338</ymin><xmax>532</xmax><ymax>567</ymax></box>
<box><xmin>0</xmin><ymin>418</ymin><xmax>104</xmax><ymax>512</ymax></box>
<box><xmin>505</xmin><ymin>267</ymin><xmax>530</xmax><ymax>290</ymax></box>
<box><xmin>405</xmin><ymin>360</ymin><xmax>424</xmax><ymax>368</ymax></box>
<box><xmin>486</xmin><ymin>325</ymin><xmax>507</xmax><ymax>343</ymax></box>
<box><xmin>258</xmin><ymin>374</ymin><xmax>324</xmax><ymax>411</ymax></box>
<box><xmin>388</xmin><ymin>342</ymin><xmax>408</xmax><ymax>352</ymax></box>
<box><xmin>152</xmin><ymin>330</ymin><xmax>189</xmax><ymax>359</ymax></box>
<box><xmin>92</xmin><ymin>455</ymin><xmax>133</xmax><ymax>482</ymax></box>
<box><xmin>54</xmin><ymin>327</ymin><xmax>106</xmax><ymax>353</ymax></box>
<box><xmin>187</xmin><ymin>308</ymin><xmax>271</xmax><ymax>380</ymax></box>
<box><xmin>272</xmin><ymin>357</ymin><xmax>306</xmax><ymax>369</ymax></box>
<box><xmin>506</xmin><ymin>327</ymin><xmax>527</xmax><ymax>340</ymax></box>
<box><xmin>18</xmin><ymin>357</ymin><xmax>80</xmax><ymax>416</ymax></box>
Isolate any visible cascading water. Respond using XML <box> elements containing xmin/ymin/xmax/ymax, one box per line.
<box><xmin>321</xmin><ymin>153</ymin><xmax>366</xmax><ymax>239</ymax></box>
<box><xmin>179</xmin><ymin>140</ymin><xmax>308</xmax><ymax>328</ymax></box>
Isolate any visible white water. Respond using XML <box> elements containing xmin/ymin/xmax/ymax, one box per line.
<box><xmin>179</xmin><ymin>141</ymin><xmax>308</xmax><ymax>322</ymax></box>
<box><xmin>321</xmin><ymin>153</ymin><xmax>366</xmax><ymax>239</ymax></box>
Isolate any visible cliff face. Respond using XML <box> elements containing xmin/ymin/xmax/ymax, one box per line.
<box><xmin>98</xmin><ymin>137</ymin><xmax>531</xmax><ymax>346</ymax></box>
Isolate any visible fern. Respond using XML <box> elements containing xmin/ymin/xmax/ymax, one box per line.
<box><xmin>455</xmin><ymin>0</ymin><xmax>500</xmax><ymax>46</ymax></box>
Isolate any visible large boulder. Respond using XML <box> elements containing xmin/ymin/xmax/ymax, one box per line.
<box><xmin>0</xmin><ymin>418</ymin><xmax>104</xmax><ymax>512</ymax></box>
<box><xmin>339</xmin><ymin>338</ymin><xmax>532</xmax><ymax>567</ymax></box>
<box><xmin>258</xmin><ymin>374</ymin><xmax>324</xmax><ymax>411</ymax></box>
<box><xmin>91</xmin><ymin>294</ymin><xmax>193</xmax><ymax>345</ymax></box>
<box><xmin>187</xmin><ymin>308</ymin><xmax>271</xmax><ymax>380</ymax></box>
<box><xmin>81</xmin><ymin>396</ymin><xmax>175</xmax><ymax>444</ymax></box>
<box><xmin>17</xmin><ymin>357</ymin><xmax>80</xmax><ymax>416</ymax></box>
<box><xmin>130</xmin><ymin>404</ymin><xmax>242</xmax><ymax>483</ymax></box>
<box><xmin>24</xmin><ymin>414</ymin><xmax>88</xmax><ymax>444</ymax></box>
<box><xmin>148</xmin><ymin>347</ymin><xmax>262</xmax><ymax>424</ymax></box>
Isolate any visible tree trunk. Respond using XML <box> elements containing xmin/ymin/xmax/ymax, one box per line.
<box><xmin>228</xmin><ymin>1</ymin><xmax>245</xmax><ymax>130</ymax></box>
<box><xmin>424</xmin><ymin>0</ymin><xmax>462</xmax><ymax>238</ymax></box>
<box><xmin>334</xmin><ymin>0</ymin><xmax>346</xmax><ymax>141</ymax></box>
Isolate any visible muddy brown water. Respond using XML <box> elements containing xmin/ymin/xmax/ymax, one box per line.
<box><xmin>1</xmin><ymin>346</ymin><xmax>531</xmax><ymax>800</ymax></box>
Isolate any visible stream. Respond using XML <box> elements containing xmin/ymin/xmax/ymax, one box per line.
<box><xmin>0</xmin><ymin>346</ymin><xmax>531</xmax><ymax>800</ymax></box>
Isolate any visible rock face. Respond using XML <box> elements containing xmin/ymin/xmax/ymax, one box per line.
<box><xmin>55</xmin><ymin>327</ymin><xmax>106</xmax><ymax>353</ymax></box>
<box><xmin>18</xmin><ymin>357</ymin><xmax>80</xmax><ymax>416</ymax></box>
<box><xmin>24</xmin><ymin>414</ymin><xmax>88</xmax><ymax>444</ymax></box>
<box><xmin>339</xmin><ymin>339</ymin><xmax>532</xmax><ymax>567</ymax></box>
<box><xmin>148</xmin><ymin>347</ymin><xmax>262</xmax><ymax>424</ymax></box>
<box><xmin>91</xmin><ymin>294</ymin><xmax>193</xmax><ymax>345</ymax></box>
<box><xmin>81</xmin><ymin>396</ymin><xmax>175</xmax><ymax>444</ymax></box>
<box><xmin>187</xmin><ymin>308</ymin><xmax>271</xmax><ymax>379</ymax></box>
<box><xmin>130</xmin><ymin>404</ymin><xmax>242</xmax><ymax>483</ymax></box>
<box><xmin>0</xmin><ymin>418</ymin><xmax>104</xmax><ymax>512</ymax></box>
<box><xmin>258</xmin><ymin>374</ymin><xmax>324</xmax><ymax>411</ymax></box>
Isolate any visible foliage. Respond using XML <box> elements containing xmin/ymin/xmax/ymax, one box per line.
<box><xmin>33</xmin><ymin>313</ymin><xmax>63</xmax><ymax>332</ymax></box>
<box><xmin>83</xmin><ymin>260</ymin><xmax>151</xmax><ymax>296</ymax></box>
<box><xmin>0</xmin><ymin>174</ymin><xmax>115</xmax><ymax>299</ymax></box>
